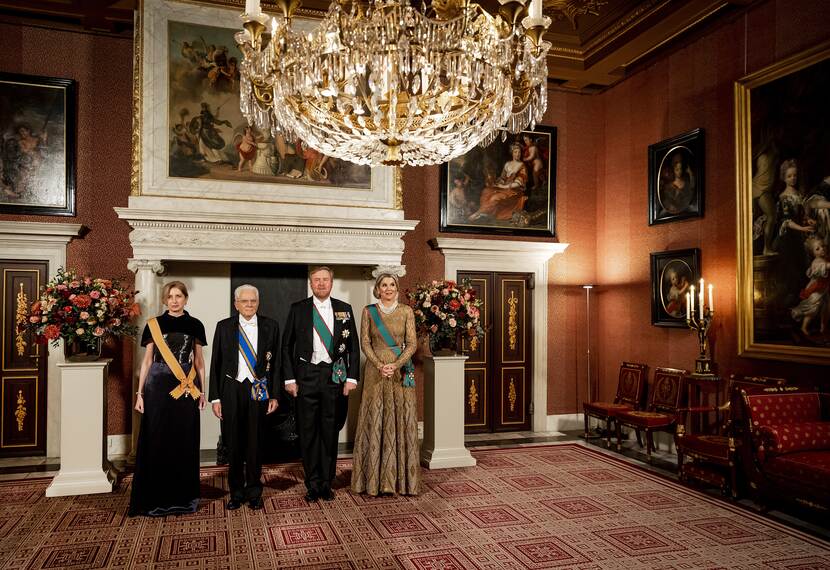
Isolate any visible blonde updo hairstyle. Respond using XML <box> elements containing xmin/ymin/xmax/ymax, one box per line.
<box><xmin>372</xmin><ymin>273</ymin><xmax>400</xmax><ymax>300</ymax></box>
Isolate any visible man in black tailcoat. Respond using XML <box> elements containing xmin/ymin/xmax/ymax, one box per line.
<box><xmin>282</xmin><ymin>266</ymin><xmax>360</xmax><ymax>502</ymax></box>
<box><xmin>209</xmin><ymin>284</ymin><xmax>279</xmax><ymax>510</ymax></box>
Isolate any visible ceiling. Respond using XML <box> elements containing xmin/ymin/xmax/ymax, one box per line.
<box><xmin>0</xmin><ymin>0</ymin><xmax>758</xmax><ymax>92</ymax></box>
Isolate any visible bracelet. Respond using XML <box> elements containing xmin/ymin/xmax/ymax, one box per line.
<box><xmin>136</xmin><ymin>392</ymin><xmax>143</xmax><ymax>396</ymax></box>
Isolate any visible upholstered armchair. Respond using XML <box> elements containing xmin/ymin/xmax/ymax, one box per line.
<box><xmin>675</xmin><ymin>374</ymin><xmax>786</xmax><ymax>497</ymax></box>
<box><xmin>615</xmin><ymin>367</ymin><xmax>687</xmax><ymax>462</ymax></box>
<box><xmin>583</xmin><ymin>362</ymin><xmax>648</xmax><ymax>448</ymax></box>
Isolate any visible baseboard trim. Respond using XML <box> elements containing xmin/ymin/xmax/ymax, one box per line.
<box><xmin>107</xmin><ymin>434</ymin><xmax>130</xmax><ymax>458</ymax></box>
<box><xmin>546</xmin><ymin>413</ymin><xmax>583</xmax><ymax>432</ymax></box>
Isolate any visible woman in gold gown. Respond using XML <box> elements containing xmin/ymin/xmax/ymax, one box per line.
<box><xmin>351</xmin><ymin>273</ymin><xmax>420</xmax><ymax>496</ymax></box>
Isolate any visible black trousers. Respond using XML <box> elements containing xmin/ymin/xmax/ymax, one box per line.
<box><xmin>222</xmin><ymin>378</ymin><xmax>267</xmax><ymax>501</ymax></box>
<box><xmin>295</xmin><ymin>362</ymin><xmax>342</xmax><ymax>493</ymax></box>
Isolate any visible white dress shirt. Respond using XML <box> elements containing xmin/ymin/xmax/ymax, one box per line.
<box><xmin>237</xmin><ymin>313</ymin><xmax>258</xmax><ymax>382</ymax></box>
<box><xmin>311</xmin><ymin>296</ymin><xmax>334</xmax><ymax>365</ymax></box>
<box><xmin>284</xmin><ymin>296</ymin><xmax>356</xmax><ymax>385</ymax></box>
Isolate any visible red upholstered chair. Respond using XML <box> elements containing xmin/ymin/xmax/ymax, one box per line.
<box><xmin>675</xmin><ymin>374</ymin><xmax>787</xmax><ymax>497</ymax></box>
<box><xmin>583</xmin><ymin>362</ymin><xmax>648</xmax><ymax>448</ymax></box>
<box><xmin>615</xmin><ymin>367</ymin><xmax>687</xmax><ymax>462</ymax></box>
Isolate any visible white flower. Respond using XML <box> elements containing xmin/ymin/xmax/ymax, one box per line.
<box><xmin>422</xmin><ymin>301</ymin><xmax>430</xmax><ymax>308</ymax></box>
<box><xmin>338</xmin><ymin>343</ymin><xmax>346</xmax><ymax>353</ymax></box>
<box><xmin>342</xmin><ymin>329</ymin><xmax>350</xmax><ymax>338</ymax></box>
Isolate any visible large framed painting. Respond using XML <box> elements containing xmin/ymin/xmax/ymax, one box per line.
<box><xmin>137</xmin><ymin>0</ymin><xmax>395</xmax><ymax>208</ymax></box>
<box><xmin>439</xmin><ymin>125</ymin><xmax>556</xmax><ymax>237</ymax></box>
<box><xmin>650</xmin><ymin>248</ymin><xmax>700</xmax><ymax>328</ymax></box>
<box><xmin>736</xmin><ymin>41</ymin><xmax>830</xmax><ymax>364</ymax></box>
<box><xmin>0</xmin><ymin>72</ymin><xmax>75</xmax><ymax>216</ymax></box>
<box><xmin>648</xmin><ymin>128</ymin><xmax>704</xmax><ymax>225</ymax></box>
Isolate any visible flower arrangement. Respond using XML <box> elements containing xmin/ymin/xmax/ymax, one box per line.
<box><xmin>26</xmin><ymin>268</ymin><xmax>140</xmax><ymax>350</ymax></box>
<box><xmin>408</xmin><ymin>279</ymin><xmax>484</xmax><ymax>353</ymax></box>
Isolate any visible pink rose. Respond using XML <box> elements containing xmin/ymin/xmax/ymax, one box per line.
<box><xmin>93</xmin><ymin>327</ymin><xmax>105</xmax><ymax>337</ymax></box>
<box><xmin>80</xmin><ymin>311</ymin><xmax>89</xmax><ymax>319</ymax></box>
<box><xmin>448</xmin><ymin>318</ymin><xmax>457</xmax><ymax>327</ymax></box>
<box><xmin>29</xmin><ymin>316</ymin><xmax>40</xmax><ymax>323</ymax></box>
<box><xmin>430</xmin><ymin>324</ymin><xmax>438</xmax><ymax>333</ymax></box>
<box><xmin>90</xmin><ymin>291</ymin><xmax>101</xmax><ymax>299</ymax></box>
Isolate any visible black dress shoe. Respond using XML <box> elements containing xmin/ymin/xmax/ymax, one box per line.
<box><xmin>226</xmin><ymin>499</ymin><xmax>243</xmax><ymax>510</ymax></box>
<box><xmin>320</xmin><ymin>488</ymin><xmax>335</xmax><ymax>502</ymax></box>
<box><xmin>248</xmin><ymin>497</ymin><xmax>264</xmax><ymax>510</ymax></box>
<box><xmin>304</xmin><ymin>490</ymin><xmax>319</xmax><ymax>503</ymax></box>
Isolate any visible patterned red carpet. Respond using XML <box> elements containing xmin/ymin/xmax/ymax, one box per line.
<box><xmin>1</xmin><ymin>443</ymin><xmax>829</xmax><ymax>569</ymax></box>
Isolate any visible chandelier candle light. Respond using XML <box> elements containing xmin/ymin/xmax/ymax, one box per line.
<box><xmin>237</xmin><ymin>0</ymin><xmax>551</xmax><ymax>166</ymax></box>
<box><xmin>685</xmin><ymin>278</ymin><xmax>715</xmax><ymax>375</ymax></box>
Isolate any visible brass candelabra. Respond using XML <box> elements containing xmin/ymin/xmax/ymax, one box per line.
<box><xmin>685</xmin><ymin>280</ymin><xmax>715</xmax><ymax>375</ymax></box>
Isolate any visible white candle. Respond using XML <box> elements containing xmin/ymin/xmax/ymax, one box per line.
<box><xmin>245</xmin><ymin>0</ymin><xmax>261</xmax><ymax>15</ymax></box>
<box><xmin>708</xmin><ymin>284</ymin><xmax>713</xmax><ymax>313</ymax></box>
<box><xmin>690</xmin><ymin>285</ymin><xmax>695</xmax><ymax>318</ymax></box>
<box><xmin>699</xmin><ymin>278</ymin><xmax>705</xmax><ymax>315</ymax></box>
<box><xmin>529</xmin><ymin>0</ymin><xmax>543</xmax><ymax>20</ymax></box>
<box><xmin>685</xmin><ymin>292</ymin><xmax>690</xmax><ymax>321</ymax></box>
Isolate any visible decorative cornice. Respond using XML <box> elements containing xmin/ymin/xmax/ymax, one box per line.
<box><xmin>0</xmin><ymin>221</ymin><xmax>84</xmax><ymax>240</ymax></box>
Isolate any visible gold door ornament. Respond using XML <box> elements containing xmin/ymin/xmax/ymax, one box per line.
<box><xmin>507</xmin><ymin>291</ymin><xmax>518</xmax><ymax>351</ymax></box>
<box><xmin>468</xmin><ymin>380</ymin><xmax>478</xmax><ymax>414</ymax></box>
<box><xmin>16</xmin><ymin>283</ymin><xmax>28</xmax><ymax>357</ymax></box>
<box><xmin>508</xmin><ymin>378</ymin><xmax>517</xmax><ymax>412</ymax></box>
<box><xmin>15</xmin><ymin>390</ymin><xmax>27</xmax><ymax>432</ymax></box>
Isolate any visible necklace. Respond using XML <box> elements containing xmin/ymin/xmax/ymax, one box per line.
<box><xmin>378</xmin><ymin>301</ymin><xmax>398</xmax><ymax>315</ymax></box>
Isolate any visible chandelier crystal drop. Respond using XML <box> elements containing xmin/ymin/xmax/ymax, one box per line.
<box><xmin>237</xmin><ymin>0</ymin><xmax>551</xmax><ymax>166</ymax></box>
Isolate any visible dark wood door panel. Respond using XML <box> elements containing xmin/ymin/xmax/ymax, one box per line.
<box><xmin>1</xmin><ymin>261</ymin><xmax>48</xmax><ymax>456</ymax></box>
<box><xmin>464</xmin><ymin>367</ymin><xmax>488</xmax><ymax>432</ymax></box>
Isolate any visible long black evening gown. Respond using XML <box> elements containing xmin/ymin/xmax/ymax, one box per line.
<box><xmin>128</xmin><ymin>311</ymin><xmax>207</xmax><ymax>517</ymax></box>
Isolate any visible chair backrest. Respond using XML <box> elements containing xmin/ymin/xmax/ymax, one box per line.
<box><xmin>743</xmin><ymin>391</ymin><xmax>823</xmax><ymax>429</ymax></box>
<box><xmin>615</xmin><ymin>362</ymin><xmax>648</xmax><ymax>408</ymax></box>
<box><xmin>648</xmin><ymin>367</ymin><xmax>687</xmax><ymax>414</ymax></box>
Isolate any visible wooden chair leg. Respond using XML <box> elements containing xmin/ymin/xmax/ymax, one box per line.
<box><xmin>676</xmin><ymin>449</ymin><xmax>684</xmax><ymax>477</ymax></box>
<box><xmin>635</xmin><ymin>429</ymin><xmax>643</xmax><ymax>448</ymax></box>
<box><xmin>584</xmin><ymin>413</ymin><xmax>590</xmax><ymax>439</ymax></box>
<box><xmin>605</xmin><ymin>418</ymin><xmax>613</xmax><ymax>448</ymax></box>
<box><xmin>729</xmin><ymin>460</ymin><xmax>738</xmax><ymax>500</ymax></box>
<box><xmin>646</xmin><ymin>430</ymin><xmax>654</xmax><ymax>463</ymax></box>
<box><xmin>615</xmin><ymin>422</ymin><xmax>623</xmax><ymax>451</ymax></box>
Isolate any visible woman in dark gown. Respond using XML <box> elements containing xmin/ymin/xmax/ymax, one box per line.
<box><xmin>129</xmin><ymin>281</ymin><xmax>207</xmax><ymax>517</ymax></box>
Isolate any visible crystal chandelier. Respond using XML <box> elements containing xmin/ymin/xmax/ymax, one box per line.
<box><xmin>237</xmin><ymin>0</ymin><xmax>551</xmax><ymax>166</ymax></box>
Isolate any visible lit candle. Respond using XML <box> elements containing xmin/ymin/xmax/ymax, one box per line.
<box><xmin>529</xmin><ymin>0</ymin><xmax>543</xmax><ymax>20</ymax></box>
<box><xmin>699</xmin><ymin>278</ymin><xmax>705</xmax><ymax>315</ymax></box>
<box><xmin>245</xmin><ymin>0</ymin><xmax>261</xmax><ymax>15</ymax></box>
<box><xmin>690</xmin><ymin>285</ymin><xmax>695</xmax><ymax>318</ymax></box>
<box><xmin>685</xmin><ymin>292</ymin><xmax>690</xmax><ymax>321</ymax></box>
<box><xmin>708</xmin><ymin>283</ymin><xmax>713</xmax><ymax>313</ymax></box>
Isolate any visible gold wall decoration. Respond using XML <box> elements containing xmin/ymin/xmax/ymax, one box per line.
<box><xmin>15</xmin><ymin>283</ymin><xmax>27</xmax><ymax>357</ymax></box>
<box><xmin>468</xmin><ymin>380</ymin><xmax>478</xmax><ymax>415</ymax></box>
<box><xmin>735</xmin><ymin>41</ymin><xmax>830</xmax><ymax>364</ymax></box>
<box><xmin>15</xmin><ymin>390</ymin><xmax>26</xmax><ymax>432</ymax></box>
<box><xmin>507</xmin><ymin>291</ymin><xmax>519</xmax><ymax>351</ymax></box>
<box><xmin>544</xmin><ymin>0</ymin><xmax>606</xmax><ymax>30</ymax></box>
<box><xmin>508</xmin><ymin>378</ymin><xmax>517</xmax><ymax>413</ymax></box>
<box><xmin>469</xmin><ymin>335</ymin><xmax>479</xmax><ymax>352</ymax></box>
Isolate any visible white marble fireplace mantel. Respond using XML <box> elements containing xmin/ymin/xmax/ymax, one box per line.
<box><xmin>115</xmin><ymin>195</ymin><xmax>419</xmax><ymax>266</ymax></box>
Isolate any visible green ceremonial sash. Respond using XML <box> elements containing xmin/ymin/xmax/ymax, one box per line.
<box><xmin>366</xmin><ymin>304</ymin><xmax>415</xmax><ymax>387</ymax></box>
<box><xmin>313</xmin><ymin>304</ymin><xmax>346</xmax><ymax>384</ymax></box>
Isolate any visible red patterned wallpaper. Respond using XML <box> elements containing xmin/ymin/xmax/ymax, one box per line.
<box><xmin>0</xmin><ymin>22</ymin><xmax>135</xmax><ymax>435</ymax></box>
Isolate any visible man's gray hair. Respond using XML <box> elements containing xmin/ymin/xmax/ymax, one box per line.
<box><xmin>234</xmin><ymin>284</ymin><xmax>260</xmax><ymax>301</ymax></box>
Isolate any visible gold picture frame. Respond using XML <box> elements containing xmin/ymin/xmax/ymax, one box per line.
<box><xmin>132</xmin><ymin>0</ymin><xmax>399</xmax><ymax>209</ymax></box>
<box><xmin>735</xmin><ymin>41</ymin><xmax>830</xmax><ymax>364</ymax></box>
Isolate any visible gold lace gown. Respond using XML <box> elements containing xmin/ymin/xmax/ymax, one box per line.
<box><xmin>351</xmin><ymin>303</ymin><xmax>421</xmax><ymax>495</ymax></box>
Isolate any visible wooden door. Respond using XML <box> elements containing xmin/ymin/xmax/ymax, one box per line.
<box><xmin>460</xmin><ymin>271</ymin><xmax>533</xmax><ymax>433</ymax></box>
<box><xmin>1</xmin><ymin>261</ymin><xmax>48</xmax><ymax>457</ymax></box>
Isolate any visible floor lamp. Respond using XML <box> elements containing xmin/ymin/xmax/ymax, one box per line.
<box><xmin>582</xmin><ymin>285</ymin><xmax>594</xmax><ymax>408</ymax></box>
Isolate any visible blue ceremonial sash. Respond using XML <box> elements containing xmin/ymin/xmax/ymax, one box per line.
<box><xmin>238</xmin><ymin>325</ymin><xmax>268</xmax><ymax>401</ymax></box>
<box><xmin>313</xmin><ymin>304</ymin><xmax>347</xmax><ymax>384</ymax></box>
<box><xmin>366</xmin><ymin>304</ymin><xmax>415</xmax><ymax>387</ymax></box>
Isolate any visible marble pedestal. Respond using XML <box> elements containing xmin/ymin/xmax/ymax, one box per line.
<box><xmin>420</xmin><ymin>355</ymin><xmax>476</xmax><ymax>469</ymax></box>
<box><xmin>46</xmin><ymin>360</ymin><xmax>115</xmax><ymax>497</ymax></box>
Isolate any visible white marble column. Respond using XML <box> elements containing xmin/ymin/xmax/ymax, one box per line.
<box><xmin>420</xmin><ymin>355</ymin><xmax>476</xmax><ymax>469</ymax></box>
<box><xmin>46</xmin><ymin>360</ymin><xmax>114</xmax><ymax>496</ymax></box>
<box><xmin>126</xmin><ymin>259</ymin><xmax>165</xmax><ymax>458</ymax></box>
